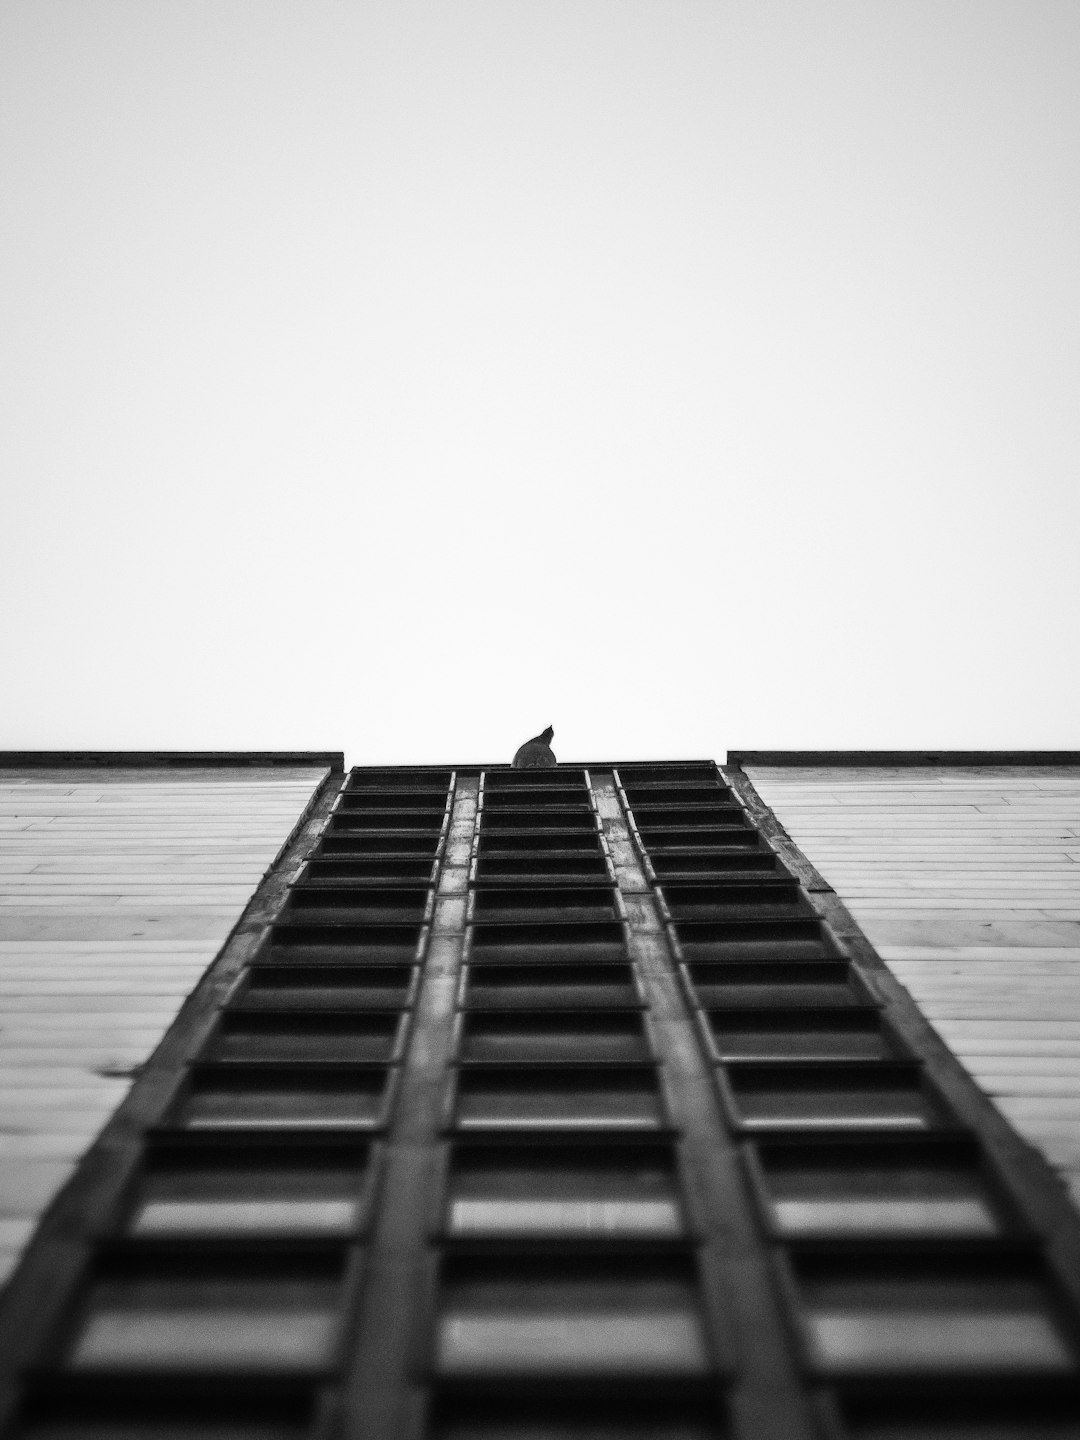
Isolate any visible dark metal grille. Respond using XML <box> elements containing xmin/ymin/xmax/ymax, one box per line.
<box><xmin>0</xmin><ymin>767</ymin><xmax>453</xmax><ymax>1440</ymax></box>
<box><xmin>617</xmin><ymin>760</ymin><xmax>1080</xmax><ymax>1437</ymax></box>
<box><xmin>3</xmin><ymin>760</ymin><xmax>1080</xmax><ymax>1439</ymax></box>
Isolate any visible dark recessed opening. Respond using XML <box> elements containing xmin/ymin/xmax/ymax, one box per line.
<box><xmin>234</xmin><ymin>964</ymin><xmax>418</xmax><ymax>1011</ymax></box>
<box><xmin>721</xmin><ymin>1063</ymin><xmax>942</xmax><ymax>1133</ymax></box>
<box><xmin>327</xmin><ymin>812</ymin><xmax>445</xmax><ymax>834</ymax></box>
<box><xmin>61</xmin><ymin>1248</ymin><xmax>348</xmax><ymax>1376</ymax></box>
<box><xmin>687</xmin><ymin>962</ymin><xmax>870</xmax><ymax>1009</ymax></box>
<box><xmin>838</xmin><ymin>1388</ymin><xmax>1080</xmax><ymax>1438</ymax></box>
<box><xmin>705</xmin><ymin>1008</ymin><xmax>894</xmax><ymax>1061</ymax></box>
<box><xmin>475</xmin><ymin>853</ymin><xmax>611</xmax><ymax>881</ymax></box>
<box><xmin>336</xmin><ymin>791</ymin><xmax>448</xmax><ymax>813</ymax></box>
<box><xmin>482</xmin><ymin>791</ymin><xmax>593</xmax><ymax>812</ymax></box>
<box><xmin>206</xmin><ymin>1012</ymin><xmax>405</xmax><ymax>1065</ymax></box>
<box><xmin>123</xmin><ymin>1139</ymin><xmax>375</xmax><ymax>1241</ymax></box>
<box><xmin>660</xmin><ymin>881</ymin><xmax>810</xmax><ymax>921</ymax></box>
<box><xmin>635</xmin><ymin>829</ymin><xmax>761</xmax><ymax>853</ymax></box>
<box><xmin>749</xmin><ymin>1136</ymin><xmax>1012</xmax><ymax>1241</ymax></box>
<box><xmin>476</xmin><ymin>831</ymin><xmax>603</xmax><ymax>855</ymax></box>
<box><xmin>434</xmin><ymin>1251</ymin><xmax>710</xmax><ymax>1380</ymax></box>
<box><xmin>345</xmin><ymin>769</ymin><xmax>452</xmax><ymax>791</ymax></box>
<box><xmin>456</xmin><ymin>1011</ymin><xmax>651</xmax><ymax>1064</ymax></box>
<box><xmin>673</xmin><ymin>919</ymin><xmax>837</xmax><ymax>963</ymax></box>
<box><xmin>13</xmin><ymin>1385</ymin><xmax>318</xmax><ymax>1440</ymax></box>
<box><xmin>615</xmin><ymin>764</ymin><xmax>720</xmax><ymax>785</ymax></box>
<box><xmin>430</xmin><ymin>1390</ymin><xmax>728</xmax><ymax>1440</ymax></box>
<box><xmin>313</xmin><ymin>834</ymin><xmax>442</xmax><ymax>858</ymax></box>
<box><xmin>173</xmin><ymin>1065</ymin><xmax>393</xmax><ymax>1131</ymax></box>
<box><xmin>483</xmin><ymin>769</ymin><xmax>588</xmax><ymax>791</ymax></box>
<box><xmin>262</xmin><ymin>923</ymin><xmax>425</xmax><ymax>966</ymax></box>
<box><xmin>632</xmin><ymin>807</ymin><xmax>748</xmax><ymax>830</ymax></box>
<box><xmin>299</xmin><ymin>858</ymin><xmax>438</xmax><ymax>883</ymax></box>
<box><xmin>790</xmin><ymin>1249</ymin><xmax>1079</xmax><ymax>1378</ymax></box>
<box><xmin>453</xmin><ymin>1065</ymin><xmax>665</xmax><ymax>1132</ymax></box>
<box><xmin>462</xmin><ymin>962</ymin><xmax>639</xmax><ymax>1010</ymax></box>
<box><xmin>470</xmin><ymin>887</ymin><xmax>621</xmax><ymax>924</ymax></box>
<box><xmin>622</xmin><ymin>785</ymin><xmax>734</xmax><ymax>807</ymax></box>
<box><xmin>648</xmin><ymin>852</ymin><xmax>783</xmax><ymax>880</ymax></box>
<box><xmin>481</xmin><ymin>811</ymin><xmax>599</xmax><ymax>833</ymax></box>
<box><xmin>466</xmin><ymin>922</ymin><xmax>628</xmax><ymax>966</ymax></box>
<box><xmin>283</xmin><ymin>888</ymin><xmax>432</xmax><ymax>924</ymax></box>
<box><xmin>445</xmin><ymin>1137</ymin><xmax>684</xmax><ymax>1241</ymax></box>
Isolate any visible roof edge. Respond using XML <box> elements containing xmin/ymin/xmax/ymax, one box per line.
<box><xmin>0</xmin><ymin>751</ymin><xmax>345</xmax><ymax>768</ymax></box>
<box><xmin>727</xmin><ymin>750</ymin><xmax>1080</xmax><ymax>767</ymax></box>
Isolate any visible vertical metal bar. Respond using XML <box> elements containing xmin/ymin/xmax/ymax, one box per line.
<box><xmin>591</xmin><ymin>771</ymin><xmax>815</xmax><ymax>1440</ymax></box>
<box><xmin>335</xmin><ymin>778</ymin><xmax>478</xmax><ymax>1440</ymax></box>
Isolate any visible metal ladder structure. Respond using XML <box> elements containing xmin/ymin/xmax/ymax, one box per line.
<box><xmin>1</xmin><ymin>760</ymin><xmax>1080</xmax><ymax>1438</ymax></box>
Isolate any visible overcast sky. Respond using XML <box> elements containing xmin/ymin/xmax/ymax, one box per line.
<box><xmin>2</xmin><ymin>1</ymin><xmax>1078</xmax><ymax>765</ymax></box>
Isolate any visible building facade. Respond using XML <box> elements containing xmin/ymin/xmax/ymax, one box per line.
<box><xmin>0</xmin><ymin>752</ymin><xmax>1078</xmax><ymax>1439</ymax></box>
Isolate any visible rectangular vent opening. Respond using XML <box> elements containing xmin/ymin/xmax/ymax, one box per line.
<box><xmin>173</xmin><ymin>1065</ymin><xmax>393</xmax><ymax>1131</ymax></box>
<box><xmin>346</xmin><ymin>769</ymin><xmax>452</xmax><ymax>790</ymax></box>
<box><xmin>456</xmin><ymin>1012</ymin><xmax>650</xmax><ymax>1065</ymax></box>
<box><xmin>636</xmin><ymin>829</ymin><xmax>762</xmax><ymax>853</ymax></box>
<box><xmin>837</xmin><ymin>1390</ymin><xmax>1080</xmax><ymax>1439</ymax></box>
<box><xmin>467</xmin><ymin>923</ymin><xmax>628</xmax><ymax>966</ymax></box>
<box><xmin>470</xmin><ymin>888</ymin><xmax>621</xmax><ymax>924</ymax></box>
<box><xmin>13</xmin><ymin>1387</ymin><xmax>318</xmax><ymax>1440</ymax></box>
<box><xmin>481</xmin><ymin>812</ymin><xmax>598</xmax><ymax>833</ymax></box>
<box><xmin>314</xmin><ymin>835</ymin><xmax>442</xmax><ymax>858</ymax></box>
<box><xmin>336</xmin><ymin>792</ymin><xmax>448</xmax><ymax>813</ymax></box>
<box><xmin>453</xmin><ymin>1066</ymin><xmax>665</xmax><ymax>1131</ymax></box>
<box><xmin>721</xmin><ymin>1064</ymin><xmax>942</xmax><ymax>1132</ymax></box>
<box><xmin>649</xmin><ymin>853</ymin><xmax>782</xmax><ymax>880</ymax></box>
<box><xmin>687</xmin><ymin>963</ymin><xmax>869</xmax><ymax>1010</ymax></box>
<box><xmin>462</xmin><ymin>963</ymin><xmax>639</xmax><ymax>1010</ymax></box>
<box><xmin>63</xmin><ymin>1250</ymin><xmax>347</xmax><ymax>1376</ymax></box>
<box><xmin>622</xmin><ymin>784</ymin><xmax>733</xmax><ymax>804</ymax></box>
<box><xmin>327</xmin><ymin>812</ymin><xmax>445</xmax><ymax>834</ymax></box>
<box><xmin>673</xmin><ymin>920</ymin><xmax>837</xmax><ymax>963</ymax></box>
<box><xmin>475</xmin><ymin>854</ymin><xmax>611</xmax><ymax>881</ymax></box>
<box><xmin>750</xmin><ymin>1138</ymin><xmax>1009</xmax><ymax>1241</ymax></box>
<box><xmin>299</xmin><ymin>858</ymin><xmax>437</xmax><ymax>883</ymax></box>
<box><xmin>660</xmin><ymin>882</ymin><xmax>809</xmax><ymax>921</ymax></box>
<box><xmin>705</xmin><ymin>1010</ymin><xmax>894</xmax><ymax>1062</ymax></box>
<box><xmin>263</xmin><ymin>924</ymin><xmax>425</xmax><ymax>966</ymax></box>
<box><xmin>445</xmin><ymin>1139</ymin><xmax>683</xmax><ymax>1240</ymax></box>
<box><xmin>125</xmin><ymin>1140</ymin><xmax>375</xmax><ymax>1240</ymax></box>
<box><xmin>482</xmin><ymin>791</ymin><xmax>593</xmax><ymax>812</ymax></box>
<box><xmin>791</xmin><ymin>1251</ymin><xmax>1079</xmax><ymax>1377</ymax></box>
<box><xmin>283</xmin><ymin>888</ymin><xmax>433</xmax><ymax>923</ymax></box>
<box><xmin>206</xmin><ymin>1013</ymin><xmax>405</xmax><ymax>1065</ymax></box>
<box><xmin>476</xmin><ymin>832</ymin><xmax>604</xmax><ymax>855</ymax></box>
<box><xmin>483</xmin><ymin>770</ymin><xmax>588</xmax><ymax>791</ymax></box>
<box><xmin>235</xmin><ymin>965</ymin><xmax>418</xmax><ymax>1011</ymax></box>
<box><xmin>434</xmin><ymin>1253</ymin><xmax>710</xmax><ymax>1380</ymax></box>
<box><xmin>615</xmin><ymin>764</ymin><xmax>720</xmax><ymax>785</ymax></box>
<box><xmin>430</xmin><ymin>1392</ymin><xmax>728</xmax><ymax>1440</ymax></box>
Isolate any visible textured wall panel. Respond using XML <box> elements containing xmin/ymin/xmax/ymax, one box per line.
<box><xmin>746</xmin><ymin>764</ymin><xmax>1080</xmax><ymax>1210</ymax></box>
<box><xmin>0</xmin><ymin>765</ymin><xmax>328</xmax><ymax>1284</ymax></box>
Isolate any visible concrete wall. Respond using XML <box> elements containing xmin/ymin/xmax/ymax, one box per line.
<box><xmin>0</xmin><ymin>765</ymin><xmax>329</xmax><ymax>1284</ymax></box>
<box><xmin>745</xmin><ymin>764</ymin><xmax>1080</xmax><ymax>1210</ymax></box>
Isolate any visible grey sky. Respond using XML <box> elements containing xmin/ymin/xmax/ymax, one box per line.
<box><xmin>2</xmin><ymin>1</ymin><xmax>1078</xmax><ymax>764</ymax></box>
